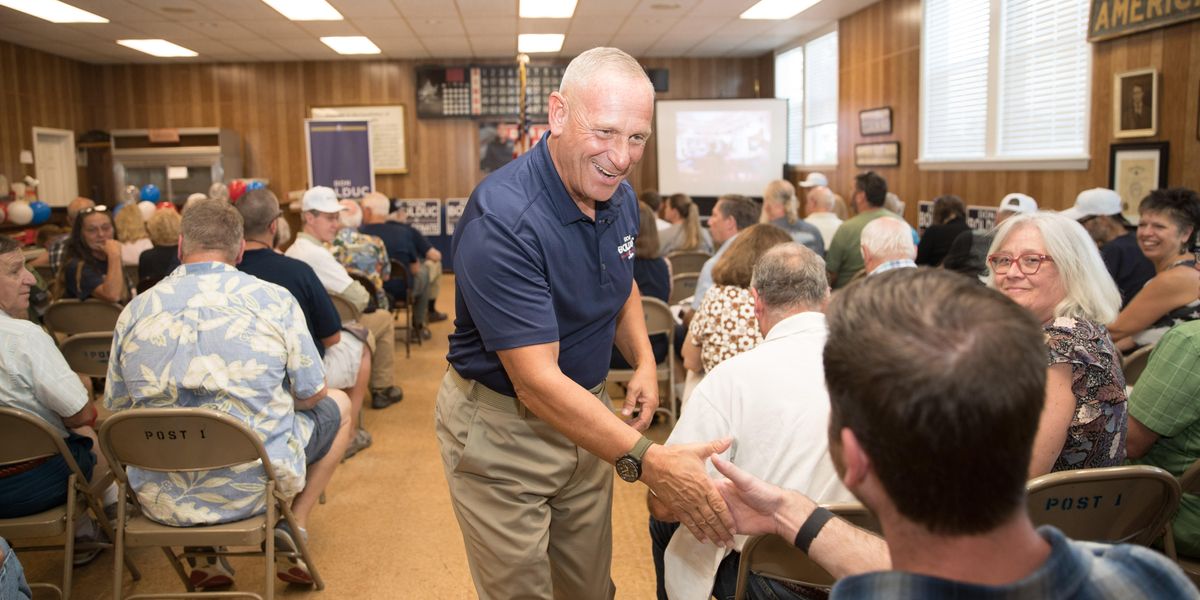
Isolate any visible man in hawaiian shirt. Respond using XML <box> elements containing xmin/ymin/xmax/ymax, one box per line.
<box><xmin>330</xmin><ymin>199</ymin><xmax>391</xmax><ymax>311</ymax></box>
<box><xmin>105</xmin><ymin>198</ymin><xmax>352</xmax><ymax>588</ymax></box>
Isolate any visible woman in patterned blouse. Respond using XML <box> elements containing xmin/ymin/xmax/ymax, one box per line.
<box><xmin>986</xmin><ymin>212</ymin><xmax>1126</xmax><ymax>476</ymax></box>
<box><xmin>683</xmin><ymin>224</ymin><xmax>793</xmax><ymax>374</ymax></box>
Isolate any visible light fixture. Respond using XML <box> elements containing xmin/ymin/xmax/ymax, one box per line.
<box><xmin>259</xmin><ymin>0</ymin><xmax>342</xmax><ymax>21</ymax></box>
<box><xmin>0</xmin><ymin>0</ymin><xmax>107</xmax><ymax>23</ymax></box>
<box><xmin>519</xmin><ymin>0</ymin><xmax>577</xmax><ymax>19</ymax></box>
<box><xmin>320</xmin><ymin>36</ymin><xmax>381</xmax><ymax>55</ymax></box>
<box><xmin>739</xmin><ymin>0</ymin><xmax>821</xmax><ymax>20</ymax></box>
<box><xmin>116</xmin><ymin>39</ymin><xmax>198</xmax><ymax>58</ymax></box>
<box><xmin>518</xmin><ymin>34</ymin><xmax>564</xmax><ymax>53</ymax></box>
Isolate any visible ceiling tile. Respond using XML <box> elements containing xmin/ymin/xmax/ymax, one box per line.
<box><xmin>463</xmin><ymin>17</ymin><xmax>516</xmax><ymax>36</ymax></box>
<box><xmin>711</xmin><ymin>18</ymin><xmax>776</xmax><ymax>36</ymax></box>
<box><xmin>566</xmin><ymin>16</ymin><xmax>624</xmax><ymax>36</ymax></box>
<box><xmin>121</xmin><ymin>20</ymin><xmax>211</xmax><ymax>40</ymax></box>
<box><xmin>614</xmin><ymin>14</ymin><xmax>680</xmax><ymax>38</ymax></box>
<box><xmin>576</xmin><ymin>0</ymin><xmax>640</xmax><ymax>17</ymax></box>
<box><xmin>456</xmin><ymin>0</ymin><xmax>517</xmax><ymax>17</ymax></box>
<box><xmin>518</xmin><ymin>19</ymin><xmax>568</xmax><ymax>34</ymax></box>
<box><xmin>198</xmin><ymin>0</ymin><xmax>279</xmax><ymax>20</ymax></box>
<box><xmin>330</xmin><ymin>0</ymin><xmax>402</xmax><ymax>17</ymax></box>
<box><xmin>374</xmin><ymin>35</ymin><xmax>428</xmax><ymax>54</ymax></box>
<box><xmin>71</xmin><ymin>0</ymin><xmax>170</xmax><ymax>22</ymax></box>
<box><xmin>689</xmin><ymin>0</ymin><xmax>757</xmax><ymax>17</ymax></box>
<box><xmin>631</xmin><ymin>0</ymin><xmax>699</xmax><ymax>15</ymax></box>
<box><xmin>665</xmin><ymin>15</ymin><xmax>728</xmax><ymax>39</ymax></box>
<box><xmin>407</xmin><ymin>16</ymin><xmax>465</xmax><ymax>36</ymax></box>
<box><xmin>126</xmin><ymin>0</ymin><xmax>227</xmax><ymax>21</ymax></box>
<box><xmin>181</xmin><ymin>20</ymin><xmax>256</xmax><ymax>40</ymax></box>
<box><xmin>239</xmin><ymin>20</ymin><xmax>312</xmax><ymax>39</ymax></box>
<box><xmin>391</xmin><ymin>0</ymin><xmax>460</xmax><ymax>19</ymax></box>
<box><xmin>297</xmin><ymin>21</ymin><xmax>365</xmax><ymax>36</ymax></box>
<box><xmin>469</xmin><ymin>35</ymin><xmax>516</xmax><ymax>58</ymax></box>
<box><xmin>560</xmin><ymin>34</ymin><xmax>612</xmax><ymax>55</ymax></box>
<box><xmin>420</xmin><ymin>36</ymin><xmax>472</xmax><ymax>58</ymax></box>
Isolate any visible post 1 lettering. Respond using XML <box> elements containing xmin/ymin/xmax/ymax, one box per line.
<box><xmin>143</xmin><ymin>429</ymin><xmax>193</xmax><ymax>440</ymax></box>
<box><xmin>1043</xmin><ymin>494</ymin><xmax>1126</xmax><ymax>510</ymax></box>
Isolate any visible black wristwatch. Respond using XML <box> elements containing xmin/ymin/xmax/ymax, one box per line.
<box><xmin>616</xmin><ymin>436</ymin><xmax>654</xmax><ymax>482</ymax></box>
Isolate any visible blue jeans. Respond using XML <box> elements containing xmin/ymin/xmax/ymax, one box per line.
<box><xmin>0</xmin><ymin>538</ymin><xmax>33</xmax><ymax>600</ymax></box>
<box><xmin>0</xmin><ymin>432</ymin><xmax>96</xmax><ymax>518</ymax></box>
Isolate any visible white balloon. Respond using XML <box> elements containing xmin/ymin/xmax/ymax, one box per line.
<box><xmin>138</xmin><ymin>201</ymin><xmax>156</xmax><ymax>221</ymax></box>
<box><xmin>7</xmin><ymin>200</ymin><xmax>33</xmax><ymax>225</ymax></box>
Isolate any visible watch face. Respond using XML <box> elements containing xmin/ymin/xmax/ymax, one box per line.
<box><xmin>615</xmin><ymin>456</ymin><xmax>640</xmax><ymax>482</ymax></box>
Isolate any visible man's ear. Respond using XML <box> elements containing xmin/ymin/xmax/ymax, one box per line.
<box><xmin>548</xmin><ymin>91</ymin><xmax>568</xmax><ymax>135</ymax></box>
<box><xmin>750</xmin><ymin>286</ymin><xmax>765</xmax><ymax>320</ymax></box>
<box><xmin>839</xmin><ymin>427</ymin><xmax>872</xmax><ymax>489</ymax></box>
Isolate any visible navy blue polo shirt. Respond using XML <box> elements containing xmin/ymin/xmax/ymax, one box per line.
<box><xmin>238</xmin><ymin>248</ymin><xmax>341</xmax><ymax>358</ymax></box>
<box><xmin>360</xmin><ymin>221</ymin><xmax>422</xmax><ymax>266</ymax></box>
<box><xmin>1101</xmin><ymin>232</ymin><xmax>1155</xmax><ymax>308</ymax></box>
<box><xmin>448</xmin><ymin>134</ymin><xmax>640</xmax><ymax>396</ymax></box>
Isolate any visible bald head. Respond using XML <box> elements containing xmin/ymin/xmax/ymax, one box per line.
<box><xmin>362</xmin><ymin>192</ymin><xmax>390</xmax><ymax>223</ymax></box>
<box><xmin>558</xmin><ymin>47</ymin><xmax>654</xmax><ymax>99</ymax></box>
<box><xmin>67</xmin><ymin>197</ymin><xmax>95</xmax><ymax>222</ymax></box>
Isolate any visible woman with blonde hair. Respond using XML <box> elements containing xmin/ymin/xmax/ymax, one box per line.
<box><xmin>760</xmin><ymin>179</ymin><xmax>825</xmax><ymax>256</ymax></box>
<box><xmin>985</xmin><ymin>212</ymin><xmax>1125</xmax><ymax>476</ymax></box>
<box><xmin>114</xmin><ymin>203</ymin><xmax>153</xmax><ymax>265</ymax></box>
<box><xmin>658</xmin><ymin>193</ymin><xmax>713</xmax><ymax>255</ymax></box>
<box><xmin>137</xmin><ymin>208</ymin><xmax>182</xmax><ymax>288</ymax></box>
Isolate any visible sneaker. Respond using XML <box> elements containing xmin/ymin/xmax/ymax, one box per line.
<box><xmin>370</xmin><ymin>386</ymin><xmax>403</xmax><ymax>409</ymax></box>
<box><xmin>72</xmin><ymin>518</ymin><xmax>107</xmax><ymax>566</ymax></box>
<box><xmin>185</xmin><ymin>547</ymin><xmax>235</xmax><ymax>589</ymax></box>
<box><xmin>428</xmin><ymin>310</ymin><xmax>448</xmax><ymax>323</ymax></box>
<box><xmin>273</xmin><ymin>522</ymin><xmax>313</xmax><ymax>585</ymax></box>
<box><xmin>343</xmin><ymin>428</ymin><xmax>372</xmax><ymax>461</ymax></box>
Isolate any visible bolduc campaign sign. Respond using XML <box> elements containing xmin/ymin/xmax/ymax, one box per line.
<box><xmin>305</xmin><ymin>119</ymin><xmax>375</xmax><ymax>199</ymax></box>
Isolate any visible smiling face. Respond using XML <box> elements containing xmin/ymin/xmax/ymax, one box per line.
<box><xmin>547</xmin><ymin>74</ymin><xmax>654</xmax><ymax>206</ymax></box>
<box><xmin>303</xmin><ymin>210</ymin><xmax>341</xmax><ymax>244</ymax></box>
<box><xmin>80</xmin><ymin>212</ymin><xmax>114</xmax><ymax>258</ymax></box>
<box><xmin>1137</xmin><ymin>210</ymin><xmax>1191</xmax><ymax>263</ymax></box>
<box><xmin>0</xmin><ymin>250</ymin><xmax>36</xmax><ymax>316</ymax></box>
<box><xmin>993</xmin><ymin>225</ymin><xmax>1066</xmax><ymax>324</ymax></box>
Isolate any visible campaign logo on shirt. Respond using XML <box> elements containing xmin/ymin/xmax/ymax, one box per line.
<box><xmin>618</xmin><ymin>234</ymin><xmax>635</xmax><ymax>260</ymax></box>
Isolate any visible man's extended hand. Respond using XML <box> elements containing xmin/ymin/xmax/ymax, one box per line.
<box><xmin>711</xmin><ymin>454</ymin><xmax>800</xmax><ymax>538</ymax></box>
<box><xmin>642</xmin><ymin>438</ymin><xmax>735</xmax><ymax>546</ymax></box>
<box><xmin>621</xmin><ymin>364</ymin><xmax>659</xmax><ymax>431</ymax></box>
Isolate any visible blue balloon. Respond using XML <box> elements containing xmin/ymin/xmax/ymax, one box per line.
<box><xmin>30</xmin><ymin>200</ymin><xmax>51</xmax><ymax>225</ymax></box>
<box><xmin>140</xmin><ymin>184</ymin><xmax>161</xmax><ymax>202</ymax></box>
<box><xmin>246</xmin><ymin>180</ymin><xmax>265</xmax><ymax>191</ymax></box>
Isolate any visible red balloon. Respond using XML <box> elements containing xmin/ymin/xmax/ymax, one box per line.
<box><xmin>228</xmin><ymin>180</ymin><xmax>247</xmax><ymax>202</ymax></box>
<box><xmin>156</xmin><ymin>201</ymin><xmax>177</xmax><ymax>212</ymax></box>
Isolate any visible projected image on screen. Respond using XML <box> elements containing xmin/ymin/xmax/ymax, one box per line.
<box><xmin>656</xmin><ymin>99</ymin><xmax>788</xmax><ymax>198</ymax></box>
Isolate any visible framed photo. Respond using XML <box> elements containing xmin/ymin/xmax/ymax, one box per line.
<box><xmin>859</xmin><ymin>107</ymin><xmax>892</xmax><ymax>136</ymax></box>
<box><xmin>855</xmin><ymin>142</ymin><xmax>900</xmax><ymax>167</ymax></box>
<box><xmin>1113</xmin><ymin>68</ymin><xmax>1157</xmax><ymax>138</ymax></box>
<box><xmin>311</xmin><ymin>105</ymin><xmax>408</xmax><ymax>174</ymax></box>
<box><xmin>1109</xmin><ymin>142</ymin><xmax>1168</xmax><ymax>221</ymax></box>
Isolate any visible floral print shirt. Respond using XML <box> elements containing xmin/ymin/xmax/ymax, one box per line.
<box><xmin>688</xmin><ymin>284</ymin><xmax>763</xmax><ymax>373</ymax></box>
<box><xmin>1044</xmin><ymin>317</ymin><xmax>1128</xmax><ymax>471</ymax></box>
<box><xmin>105</xmin><ymin>262</ymin><xmax>326</xmax><ymax>526</ymax></box>
<box><xmin>329</xmin><ymin>228</ymin><xmax>391</xmax><ymax>309</ymax></box>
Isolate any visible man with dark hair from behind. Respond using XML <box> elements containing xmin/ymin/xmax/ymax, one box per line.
<box><xmin>711</xmin><ymin>269</ymin><xmax>1195</xmax><ymax>598</ymax></box>
<box><xmin>689</xmin><ymin>194</ymin><xmax>761</xmax><ymax>315</ymax></box>
<box><xmin>824</xmin><ymin>171</ymin><xmax>905</xmax><ymax>288</ymax></box>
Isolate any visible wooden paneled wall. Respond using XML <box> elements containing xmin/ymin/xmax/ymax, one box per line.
<box><xmin>831</xmin><ymin>0</ymin><xmax>1200</xmax><ymax>222</ymax></box>
<box><xmin>0</xmin><ymin>40</ymin><xmax>87</xmax><ymax>195</ymax></box>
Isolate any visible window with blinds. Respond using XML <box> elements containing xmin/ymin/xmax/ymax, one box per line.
<box><xmin>920</xmin><ymin>0</ymin><xmax>1090</xmax><ymax>168</ymax></box>
<box><xmin>775</xmin><ymin>29</ymin><xmax>838</xmax><ymax>166</ymax></box>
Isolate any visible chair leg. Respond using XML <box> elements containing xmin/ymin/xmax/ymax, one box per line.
<box><xmin>64</xmin><ymin>475</ymin><xmax>76</xmax><ymax>600</ymax></box>
<box><xmin>265</xmin><ymin>485</ymin><xmax>275</xmax><ymax>600</ymax></box>
<box><xmin>87</xmin><ymin>486</ymin><xmax>141</xmax><ymax>582</ymax></box>
<box><xmin>113</xmin><ymin>487</ymin><xmax>126</xmax><ymax>600</ymax></box>
<box><xmin>276</xmin><ymin>501</ymin><xmax>324</xmax><ymax>590</ymax></box>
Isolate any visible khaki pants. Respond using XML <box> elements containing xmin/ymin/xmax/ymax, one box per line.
<box><xmin>435</xmin><ymin>370</ymin><xmax>616</xmax><ymax>600</ymax></box>
<box><xmin>357</xmin><ymin>310</ymin><xmax>395</xmax><ymax>389</ymax></box>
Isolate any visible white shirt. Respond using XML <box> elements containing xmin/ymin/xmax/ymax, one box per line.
<box><xmin>805</xmin><ymin>212</ymin><xmax>843</xmax><ymax>248</ymax></box>
<box><xmin>285</xmin><ymin>233</ymin><xmax>354</xmax><ymax>292</ymax></box>
<box><xmin>0</xmin><ymin>310</ymin><xmax>89</xmax><ymax>437</ymax></box>
<box><xmin>664</xmin><ymin>311</ymin><xmax>854</xmax><ymax>600</ymax></box>
<box><xmin>121</xmin><ymin>238</ymin><xmax>153</xmax><ymax>266</ymax></box>
<box><xmin>656</xmin><ymin>217</ymin><xmax>671</xmax><ymax>232</ymax></box>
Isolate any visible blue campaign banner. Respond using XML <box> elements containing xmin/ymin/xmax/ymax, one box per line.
<box><xmin>305</xmin><ymin>119</ymin><xmax>374</xmax><ymax>199</ymax></box>
<box><xmin>394</xmin><ymin>198</ymin><xmax>442</xmax><ymax>237</ymax></box>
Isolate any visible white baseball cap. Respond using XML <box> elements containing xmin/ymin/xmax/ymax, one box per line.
<box><xmin>1060</xmin><ymin>188</ymin><xmax>1122</xmax><ymax>221</ymax></box>
<box><xmin>798</xmin><ymin>172</ymin><xmax>829</xmax><ymax>188</ymax></box>
<box><xmin>998</xmin><ymin>193</ymin><xmax>1038</xmax><ymax>214</ymax></box>
<box><xmin>301</xmin><ymin>186</ymin><xmax>347</xmax><ymax>213</ymax></box>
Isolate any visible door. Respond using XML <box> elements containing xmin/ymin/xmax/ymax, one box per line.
<box><xmin>33</xmin><ymin>127</ymin><xmax>79</xmax><ymax>207</ymax></box>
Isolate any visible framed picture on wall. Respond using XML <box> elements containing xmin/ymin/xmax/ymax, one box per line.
<box><xmin>855</xmin><ymin>142</ymin><xmax>900</xmax><ymax>167</ymax></box>
<box><xmin>1109</xmin><ymin>142</ymin><xmax>1168</xmax><ymax>220</ymax></box>
<box><xmin>1113</xmin><ymin>68</ymin><xmax>1157</xmax><ymax>138</ymax></box>
<box><xmin>859</xmin><ymin>107</ymin><xmax>892</xmax><ymax>136</ymax></box>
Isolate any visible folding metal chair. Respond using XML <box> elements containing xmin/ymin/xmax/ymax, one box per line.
<box><xmin>1122</xmin><ymin>342</ymin><xmax>1156</xmax><ymax>389</ymax></box>
<box><xmin>607</xmin><ymin>297</ymin><xmax>679</xmax><ymax>424</ymax></box>
<box><xmin>328</xmin><ymin>291</ymin><xmax>362</xmax><ymax>324</ymax></box>
<box><xmin>42</xmin><ymin>299</ymin><xmax>124</xmax><ymax>340</ymax></box>
<box><xmin>666</xmin><ymin>250</ymin><xmax>711</xmax><ymax>276</ymax></box>
<box><xmin>1027</xmin><ymin>465</ymin><xmax>1180</xmax><ymax>549</ymax></box>
<box><xmin>670</xmin><ymin>273</ymin><xmax>699</xmax><ymax>306</ymax></box>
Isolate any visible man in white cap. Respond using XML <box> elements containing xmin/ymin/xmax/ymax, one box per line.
<box><xmin>943</xmin><ymin>193</ymin><xmax>1038</xmax><ymax>278</ymax></box>
<box><xmin>1061</xmin><ymin>188</ymin><xmax>1154</xmax><ymax>306</ymax></box>
<box><xmin>286</xmin><ymin>186</ymin><xmax>403</xmax><ymax>405</ymax></box>
<box><xmin>802</xmin><ymin>173</ymin><xmax>842</xmax><ymax>247</ymax></box>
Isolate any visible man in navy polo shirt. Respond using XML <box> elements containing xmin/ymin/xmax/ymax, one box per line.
<box><xmin>435</xmin><ymin>47</ymin><xmax>735</xmax><ymax>600</ymax></box>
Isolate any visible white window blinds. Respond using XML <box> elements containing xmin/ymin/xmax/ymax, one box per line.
<box><xmin>804</xmin><ymin>31</ymin><xmax>838</xmax><ymax>166</ymax></box>
<box><xmin>921</xmin><ymin>0</ymin><xmax>990</xmax><ymax>160</ymax></box>
<box><xmin>775</xmin><ymin>46</ymin><xmax>805</xmax><ymax>165</ymax></box>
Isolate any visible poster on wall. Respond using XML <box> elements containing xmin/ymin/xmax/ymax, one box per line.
<box><xmin>445</xmin><ymin>198</ymin><xmax>469</xmax><ymax>236</ymax></box>
<box><xmin>305</xmin><ymin>119</ymin><xmax>374</xmax><ymax>199</ymax></box>
<box><xmin>394</xmin><ymin>198</ymin><xmax>442</xmax><ymax>237</ymax></box>
<box><xmin>917</xmin><ymin>200</ymin><xmax>933</xmax><ymax>234</ymax></box>
<box><xmin>311</xmin><ymin>105</ymin><xmax>408</xmax><ymax>174</ymax></box>
<box><xmin>966</xmin><ymin>205</ymin><xmax>998</xmax><ymax>232</ymax></box>
<box><xmin>1110</xmin><ymin>142</ymin><xmax>1169</xmax><ymax>222</ymax></box>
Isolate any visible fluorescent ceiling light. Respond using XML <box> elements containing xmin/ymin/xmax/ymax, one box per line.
<box><xmin>740</xmin><ymin>0</ymin><xmax>821</xmax><ymax>20</ymax></box>
<box><xmin>0</xmin><ymin>0</ymin><xmax>107</xmax><ymax>23</ymax></box>
<box><xmin>520</xmin><ymin>0</ymin><xmax>578</xmax><ymax>19</ymax></box>
<box><xmin>259</xmin><ymin>0</ymin><xmax>342</xmax><ymax>21</ymax></box>
<box><xmin>117</xmin><ymin>39</ymin><xmax>198</xmax><ymax>58</ymax></box>
<box><xmin>321</xmin><ymin>36</ymin><xmax>381</xmax><ymax>55</ymax></box>
<box><xmin>519</xmin><ymin>34</ymin><xmax>564</xmax><ymax>53</ymax></box>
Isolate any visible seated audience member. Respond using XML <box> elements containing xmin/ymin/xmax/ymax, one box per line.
<box><xmin>884</xmin><ymin>192</ymin><xmax>921</xmax><ymax>246</ymax></box>
<box><xmin>860</xmin><ymin>217</ymin><xmax>917</xmax><ymax>277</ymax></box>
<box><xmin>1126</xmin><ymin>314</ymin><xmax>1200</xmax><ymax>557</ymax></box>
<box><xmin>658</xmin><ymin>193</ymin><xmax>713</xmax><ymax>256</ymax></box>
<box><xmin>825</xmin><ymin>172</ymin><xmax>904</xmax><ymax>289</ymax></box>
<box><xmin>137</xmin><ymin>208</ymin><xmax>182</xmax><ymax>289</ymax></box>
<box><xmin>287</xmin><ymin>187</ymin><xmax>402</xmax><ymax>404</ymax></box>
<box><xmin>56</xmin><ymin>205</ymin><xmax>129</xmax><ymax>303</ymax></box>
<box><xmin>274</xmin><ymin>215</ymin><xmax>292</xmax><ymax>250</ymax></box>
<box><xmin>114</xmin><ymin>203</ymin><xmax>153</xmax><ymax>266</ymax></box>
<box><xmin>237</xmin><ymin>189</ymin><xmax>382</xmax><ymax>455</ymax></box>
<box><xmin>330</xmin><ymin>199</ymin><xmax>391</xmax><ymax>311</ymax></box>
<box><xmin>639</xmin><ymin>189</ymin><xmax>672</xmax><ymax>232</ymax></box>
<box><xmin>760</xmin><ymin>179</ymin><xmax>825</xmax><ymax>257</ymax></box>
<box><xmin>1108</xmin><ymin>188</ymin><xmax>1200</xmax><ymax>351</ymax></box>
<box><xmin>690</xmin><ymin>194</ymin><xmax>760</xmax><ymax>314</ymax></box>
<box><xmin>803</xmin><ymin>184</ymin><xmax>842</xmax><ymax>248</ymax></box>
<box><xmin>986</xmin><ymin>212</ymin><xmax>1126</xmax><ymax>476</ymax></box>
<box><xmin>388</xmin><ymin>203</ymin><xmax>446</xmax><ymax>323</ymax></box>
<box><xmin>0</xmin><ymin>537</ymin><xmax>33</xmax><ymax>599</ymax></box>
<box><xmin>358</xmin><ymin>192</ymin><xmax>443</xmax><ymax>335</ymax></box>
<box><xmin>684</xmin><ymin>224</ymin><xmax>792</xmax><ymax>374</ymax></box>
<box><xmin>915</xmin><ymin>195</ymin><xmax>970</xmax><ymax>266</ymax></box>
<box><xmin>0</xmin><ymin>235</ymin><xmax>111</xmax><ymax>566</ymax></box>
<box><xmin>711</xmin><ymin>268</ymin><xmax>1195</xmax><ymax>599</ymax></box>
<box><xmin>943</xmin><ymin>193</ymin><xmax>1037</xmax><ymax>278</ymax></box>
<box><xmin>105</xmin><ymin>198</ymin><xmax>353</xmax><ymax>586</ymax></box>
<box><xmin>1060</xmin><ymin>188</ymin><xmax>1154</xmax><ymax>307</ymax></box>
<box><xmin>611</xmin><ymin>202</ymin><xmax>673</xmax><ymax>370</ymax></box>
<box><xmin>651</xmin><ymin>243</ymin><xmax>851</xmax><ymax>600</ymax></box>
<box><xmin>28</xmin><ymin>196</ymin><xmax>94</xmax><ymax>272</ymax></box>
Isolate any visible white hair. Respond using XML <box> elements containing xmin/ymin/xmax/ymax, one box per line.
<box><xmin>861</xmin><ymin>217</ymin><xmax>915</xmax><ymax>261</ymax></box>
<box><xmin>884</xmin><ymin>192</ymin><xmax>905</xmax><ymax>216</ymax></box>
<box><xmin>761</xmin><ymin>179</ymin><xmax>799</xmax><ymax>225</ymax></box>
<box><xmin>361</xmin><ymin>192</ymin><xmax>389</xmax><ymax>217</ymax></box>
<box><xmin>559</xmin><ymin>47</ymin><xmax>653</xmax><ymax>97</ymax></box>
<box><xmin>338</xmin><ymin>199</ymin><xmax>363</xmax><ymax>229</ymax></box>
<box><xmin>808</xmin><ymin>187</ymin><xmax>834</xmax><ymax>211</ymax></box>
<box><xmin>985</xmin><ymin>212</ymin><xmax>1121</xmax><ymax>324</ymax></box>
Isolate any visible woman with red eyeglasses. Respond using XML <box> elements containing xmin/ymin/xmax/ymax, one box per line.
<box><xmin>986</xmin><ymin>211</ymin><xmax>1125</xmax><ymax>478</ymax></box>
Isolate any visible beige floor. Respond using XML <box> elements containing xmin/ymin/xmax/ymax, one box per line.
<box><xmin>19</xmin><ymin>273</ymin><xmax>674</xmax><ymax>599</ymax></box>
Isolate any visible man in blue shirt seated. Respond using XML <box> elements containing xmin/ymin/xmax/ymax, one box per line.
<box><xmin>710</xmin><ymin>269</ymin><xmax>1195</xmax><ymax>599</ymax></box>
<box><xmin>360</xmin><ymin>193</ymin><xmax>444</xmax><ymax>339</ymax></box>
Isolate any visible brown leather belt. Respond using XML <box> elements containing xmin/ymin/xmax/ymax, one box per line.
<box><xmin>0</xmin><ymin>456</ymin><xmax>52</xmax><ymax>478</ymax></box>
<box><xmin>449</xmin><ymin>368</ymin><xmax>604</xmax><ymax>419</ymax></box>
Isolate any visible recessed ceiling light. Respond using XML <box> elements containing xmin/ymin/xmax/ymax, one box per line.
<box><xmin>520</xmin><ymin>0</ymin><xmax>577</xmax><ymax>19</ymax></box>
<box><xmin>0</xmin><ymin>0</ymin><xmax>107</xmax><ymax>23</ymax></box>
<box><xmin>117</xmin><ymin>39</ymin><xmax>198</xmax><ymax>58</ymax></box>
<box><xmin>740</xmin><ymin>0</ymin><xmax>821</xmax><ymax>20</ymax></box>
<box><xmin>650</xmin><ymin>2</ymin><xmax>680</xmax><ymax>9</ymax></box>
<box><xmin>160</xmin><ymin>6</ymin><xmax>194</xmax><ymax>15</ymax></box>
<box><xmin>518</xmin><ymin>33</ymin><xmax>564</xmax><ymax>53</ymax></box>
<box><xmin>321</xmin><ymin>36</ymin><xmax>381</xmax><ymax>55</ymax></box>
<box><xmin>260</xmin><ymin>0</ymin><xmax>342</xmax><ymax>21</ymax></box>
